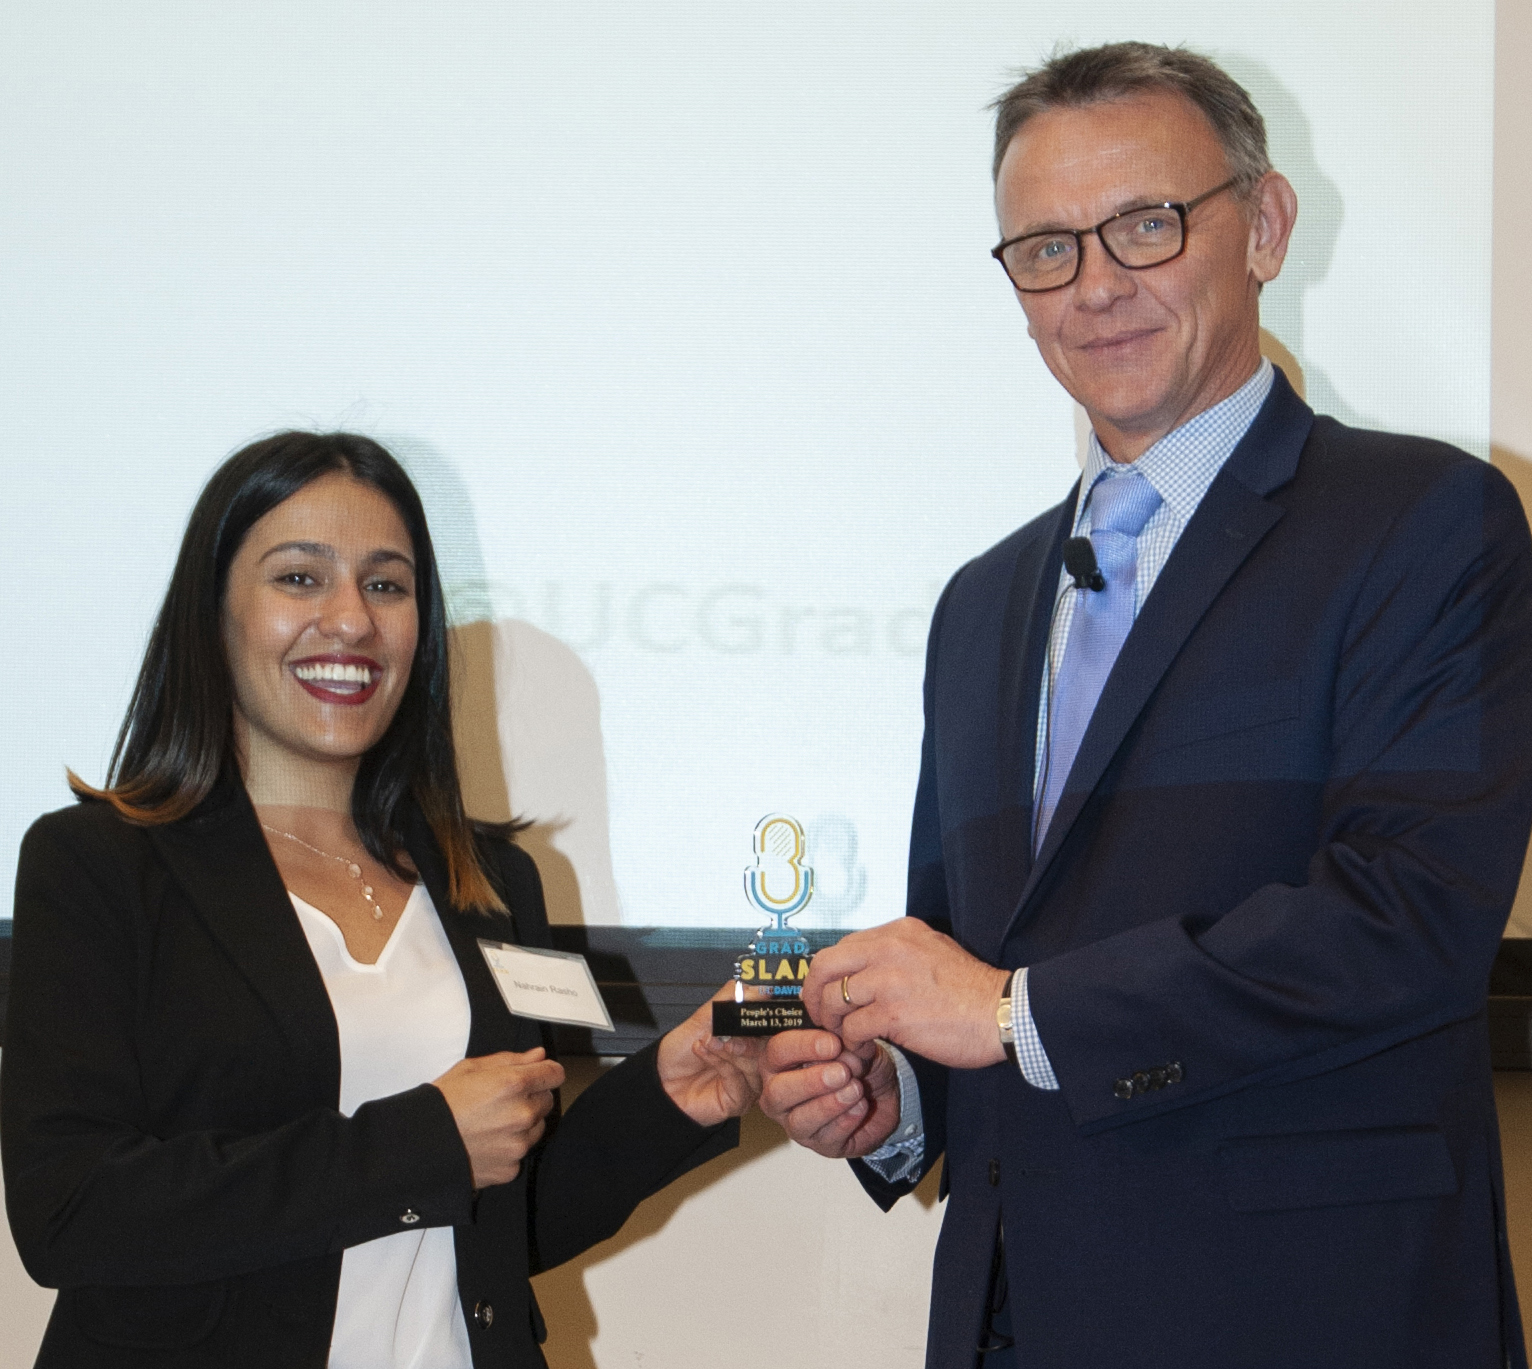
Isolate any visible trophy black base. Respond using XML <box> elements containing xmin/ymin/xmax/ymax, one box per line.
<box><xmin>712</xmin><ymin>999</ymin><xmax>810</xmax><ymax>1036</ymax></box>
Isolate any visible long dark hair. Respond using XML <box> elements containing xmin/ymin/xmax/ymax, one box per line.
<box><xmin>71</xmin><ymin>430</ymin><xmax>509</xmax><ymax>913</ymax></box>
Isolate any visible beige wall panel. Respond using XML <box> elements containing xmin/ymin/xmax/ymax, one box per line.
<box><xmin>0</xmin><ymin>1162</ymin><xmax>55</xmax><ymax>1369</ymax></box>
<box><xmin>532</xmin><ymin>1059</ymin><xmax>943</xmax><ymax>1369</ymax></box>
<box><xmin>1493</xmin><ymin>0</ymin><xmax>1532</xmax><ymax>1352</ymax></box>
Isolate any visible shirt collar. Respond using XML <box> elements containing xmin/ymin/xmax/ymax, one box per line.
<box><xmin>1075</xmin><ymin>358</ymin><xmax>1275</xmax><ymax>530</ymax></box>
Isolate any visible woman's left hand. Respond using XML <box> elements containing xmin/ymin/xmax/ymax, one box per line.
<box><xmin>656</xmin><ymin>985</ymin><xmax>767</xmax><ymax>1127</ymax></box>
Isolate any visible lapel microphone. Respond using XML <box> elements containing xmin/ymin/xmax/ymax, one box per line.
<box><xmin>1063</xmin><ymin>536</ymin><xmax>1105</xmax><ymax>591</ymax></box>
<box><xmin>1034</xmin><ymin>531</ymin><xmax>1104</xmax><ymax>853</ymax></box>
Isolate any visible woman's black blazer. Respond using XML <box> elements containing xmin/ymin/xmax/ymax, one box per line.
<box><xmin>0</xmin><ymin>783</ymin><xmax>736</xmax><ymax>1368</ymax></box>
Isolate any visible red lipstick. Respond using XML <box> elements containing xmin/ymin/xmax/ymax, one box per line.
<box><xmin>289</xmin><ymin>654</ymin><xmax>384</xmax><ymax>707</ymax></box>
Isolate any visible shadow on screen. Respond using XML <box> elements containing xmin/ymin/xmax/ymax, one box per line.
<box><xmin>1222</xmin><ymin>55</ymin><xmax>1377</xmax><ymax>431</ymax></box>
<box><xmin>450</xmin><ymin>615</ymin><xmax>621</xmax><ymax>928</ymax></box>
<box><xmin>394</xmin><ymin>434</ymin><xmax>621</xmax><ymax>928</ymax></box>
<box><xmin>1227</xmin><ymin>59</ymin><xmax>1492</xmax><ymax>467</ymax></box>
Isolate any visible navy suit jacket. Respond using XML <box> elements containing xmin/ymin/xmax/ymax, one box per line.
<box><xmin>857</xmin><ymin>373</ymin><xmax>1532</xmax><ymax>1369</ymax></box>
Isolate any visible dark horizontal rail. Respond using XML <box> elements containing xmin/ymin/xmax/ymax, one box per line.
<box><xmin>0</xmin><ymin>923</ymin><xmax>829</xmax><ymax>1055</ymax></box>
<box><xmin>2</xmin><ymin>923</ymin><xmax>1530</xmax><ymax>1063</ymax></box>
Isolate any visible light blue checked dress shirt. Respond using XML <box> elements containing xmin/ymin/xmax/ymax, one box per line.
<box><xmin>865</xmin><ymin>360</ymin><xmax>1274</xmax><ymax>1181</ymax></box>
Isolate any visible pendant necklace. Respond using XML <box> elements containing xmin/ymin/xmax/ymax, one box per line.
<box><xmin>261</xmin><ymin>823</ymin><xmax>383</xmax><ymax>920</ymax></box>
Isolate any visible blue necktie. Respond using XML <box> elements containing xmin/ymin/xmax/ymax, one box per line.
<box><xmin>1034</xmin><ymin>469</ymin><xmax>1162</xmax><ymax>853</ymax></box>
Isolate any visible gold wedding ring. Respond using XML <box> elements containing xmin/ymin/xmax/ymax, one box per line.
<box><xmin>841</xmin><ymin>975</ymin><xmax>853</xmax><ymax>1006</ymax></box>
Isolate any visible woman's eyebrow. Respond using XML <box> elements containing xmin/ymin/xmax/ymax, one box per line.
<box><xmin>259</xmin><ymin>540</ymin><xmax>333</xmax><ymax>562</ymax></box>
<box><xmin>364</xmin><ymin>549</ymin><xmax>415</xmax><ymax>571</ymax></box>
<box><xmin>256</xmin><ymin>542</ymin><xmax>414</xmax><ymax>571</ymax></box>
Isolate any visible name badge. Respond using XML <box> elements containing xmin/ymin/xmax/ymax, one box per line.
<box><xmin>478</xmin><ymin>940</ymin><xmax>614</xmax><ymax>1031</ymax></box>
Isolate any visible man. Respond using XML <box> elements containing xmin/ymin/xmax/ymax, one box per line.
<box><xmin>760</xmin><ymin>42</ymin><xmax>1532</xmax><ymax>1369</ymax></box>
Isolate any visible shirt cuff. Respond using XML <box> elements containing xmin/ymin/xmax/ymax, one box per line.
<box><xmin>861</xmin><ymin>1041</ymin><xmax>925</xmax><ymax>1183</ymax></box>
<box><xmin>1013</xmin><ymin>966</ymin><xmax>1060</xmax><ymax>1090</ymax></box>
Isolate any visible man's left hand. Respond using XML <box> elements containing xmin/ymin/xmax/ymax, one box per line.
<box><xmin>802</xmin><ymin>918</ymin><xmax>1012</xmax><ymax>1070</ymax></box>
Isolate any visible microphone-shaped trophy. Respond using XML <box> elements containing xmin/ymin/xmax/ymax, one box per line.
<box><xmin>712</xmin><ymin>813</ymin><xmax>819</xmax><ymax>1035</ymax></box>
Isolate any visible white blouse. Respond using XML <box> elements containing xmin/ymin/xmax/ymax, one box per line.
<box><xmin>291</xmin><ymin>884</ymin><xmax>475</xmax><ymax>1369</ymax></box>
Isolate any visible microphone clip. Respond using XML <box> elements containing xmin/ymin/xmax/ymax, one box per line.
<box><xmin>1063</xmin><ymin>536</ymin><xmax>1105</xmax><ymax>592</ymax></box>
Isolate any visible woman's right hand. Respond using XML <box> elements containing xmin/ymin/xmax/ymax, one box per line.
<box><xmin>432</xmin><ymin>1048</ymin><xmax>566</xmax><ymax>1189</ymax></box>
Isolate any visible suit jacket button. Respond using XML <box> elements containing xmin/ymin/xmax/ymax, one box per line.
<box><xmin>1113</xmin><ymin>1078</ymin><xmax>1134</xmax><ymax>1100</ymax></box>
<box><xmin>474</xmin><ymin>1301</ymin><xmax>494</xmax><ymax>1329</ymax></box>
<box><xmin>1148</xmin><ymin>1067</ymin><xmax>1167</xmax><ymax>1091</ymax></box>
<box><xmin>1167</xmin><ymin>1061</ymin><xmax>1183</xmax><ymax>1084</ymax></box>
<box><xmin>988</xmin><ymin>1158</ymin><xmax>1001</xmax><ymax>1187</ymax></box>
<box><xmin>400</xmin><ymin>1209</ymin><xmax>421</xmax><ymax>1225</ymax></box>
<box><xmin>1132</xmin><ymin>1072</ymin><xmax>1150</xmax><ymax>1095</ymax></box>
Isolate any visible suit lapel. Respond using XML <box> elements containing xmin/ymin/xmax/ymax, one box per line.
<box><xmin>998</xmin><ymin>490</ymin><xmax>1078</xmax><ymax>815</ymax></box>
<box><xmin>405</xmin><ymin>810</ymin><xmax>538</xmax><ymax>1057</ymax></box>
<box><xmin>1003</xmin><ymin>372</ymin><xmax>1316</xmax><ymax>940</ymax></box>
<box><xmin>984</xmin><ymin>493</ymin><xmax>1076</xmax><ymax>957</ymax></box>
<box><xmin>147</xmin><ymin>780</ymin><xmax>340</xmax><ymax>1104</ymax></box>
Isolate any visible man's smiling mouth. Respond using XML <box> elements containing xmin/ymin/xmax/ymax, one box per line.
<box><xmin>1079</xmin><ymin>327</ymin><xmax>1161</xmax><ymax>352</ymax></box>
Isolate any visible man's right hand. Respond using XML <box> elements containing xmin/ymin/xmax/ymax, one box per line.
<box><xmin>432</xmin><ymin>1048</ymin><xmax>566</xmax><ymax>1189</ymax></box>
<box><xmin>758</xmin><ymin>1029</ymin><xmax>903</xmax><ymax>1159</ymax></box>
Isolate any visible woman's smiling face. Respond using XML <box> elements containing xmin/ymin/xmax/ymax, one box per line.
<box><xmin>221</xmin><ymin>471</ymin><xmax>419</xmax><ymax>771</ymax></box>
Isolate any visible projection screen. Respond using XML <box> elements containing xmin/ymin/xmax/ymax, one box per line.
<box><xmin>0</xmin><ymin>1</ymin><xmax>1494</xmax><ymax>941</ymax></box>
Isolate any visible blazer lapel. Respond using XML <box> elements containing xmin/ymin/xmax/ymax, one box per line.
<box><xmin>998</xmin><ymin>491</ymin><xmax>1078</xmax><ymax>813</ymax></box>
<box><xmin>984</xmin><ymin>492</ymin><xmax>1076</xmax><ymax>957</ymax></box>
<box><xmin>405</xmin><ymin>810</ymin><xmax>539</xmax><ymax>1057</ymax></box>
<box><xmin>147</xmin><ymin>780</ymin><xmax>341</xmax><ymax>1104</ymax></box>
<box><xmin>1004</xmin><ymin>372</ymin><xmax>1316</xmax><ymax>940</ymax></box>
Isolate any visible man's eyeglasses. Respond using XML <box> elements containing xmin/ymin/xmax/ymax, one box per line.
<box><xmin>991</xmin><ymin>180</ymin><xmax>1237</xmax><ymax>293</ymax></box>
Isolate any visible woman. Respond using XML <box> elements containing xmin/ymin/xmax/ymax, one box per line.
<box><xmin>1</xmin><ymin>431</ymin><xmax>759</xmax><ymax>1368</ymax></box>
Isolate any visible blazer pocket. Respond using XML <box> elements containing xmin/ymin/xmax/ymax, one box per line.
<box><xmin>74</xmin><ymin>1281</ymin><xmax>228</xmax><ymax>1350</ymax></box>
<box><xmin>1218</xmin><ymin>1126</ymin><xmax>1458</xmax><ymax>1214</ymax></box>
<box><xmin>1143</xmin><ymin>677</ymin><xmax>1301</xmax><ymax>756</ymax></box>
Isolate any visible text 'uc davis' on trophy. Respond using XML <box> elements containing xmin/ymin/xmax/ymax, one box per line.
<box><xmin>712</xmin><ymin>813</ymin><xmax>820</xmax><ymax>1036</ymax></box>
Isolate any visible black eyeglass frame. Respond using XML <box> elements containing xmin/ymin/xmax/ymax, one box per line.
<box><xmin>990</xmin><ymin>179</ymin><xmax>1238</xmax><ymax>294</ymax></box>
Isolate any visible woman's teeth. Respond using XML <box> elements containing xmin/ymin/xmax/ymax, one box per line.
<box><xmin>294</xmin><ymin>662</ymin><xmax>375</xmax><ymax>689</ymax></box>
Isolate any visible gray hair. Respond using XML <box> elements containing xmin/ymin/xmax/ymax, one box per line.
<box><xmin>990</xmin><ymin>42</ymin><xmax>1271</xmax><ymax>199</ymax></box>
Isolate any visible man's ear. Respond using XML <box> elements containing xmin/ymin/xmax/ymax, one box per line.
<box><xmin>1248</xmin><ymin>171</ymin><xmax>1298</xmax><ymax>286</ymax></box>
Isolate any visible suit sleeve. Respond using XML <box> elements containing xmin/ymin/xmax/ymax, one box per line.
<box><xmin>0</xmin><ymin>815</ymin><xmax>475</xmax><ymax>1288</ymax></box>
<box><xmin>1029</xmin><ymin>457</ymin><xmax>1532</xmax><ymax>1130</ymax></box>
<box><xmin>484</xmin><ymin>840</ymin><xmax>737</xmax><ymax>1272</ymax></box>
<box><xmin>850</xmin><ymin>573</ymin><xmax>958</xmax><ymax>1209</ymax></box>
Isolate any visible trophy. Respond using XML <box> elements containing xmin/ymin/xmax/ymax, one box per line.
<box><xmin>712</xmin><ymin>813</ymin><xmax>820</xmax><ymax>1036</ymax></box>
